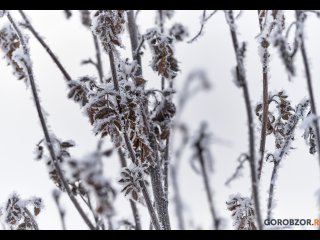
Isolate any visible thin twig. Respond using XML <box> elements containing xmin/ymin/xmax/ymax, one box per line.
<box><xmin>225</xmin><ymin>10</ymin><xmax>263</xmax><ymax>230</ymax></box>
<box><xmin>52</xmin><ymin>190</ymin><xmax>66</xmax><ymax>230</ymax></box>
<box><xmin>188</xmin><ymin>10</ymin><xmax>218</xmax><ymax>43</ymax></box>
<box><xmin>23</xmin><ymin>207</ymin><xmax>39</xmax><ymax>230</ymax></box>
<box><xmin>257</xmin><ymin>10</ymin><xmax>270</xmax><ymax>181</ymax></box>
<box><xmin>79</xmin><ymin>193</ymin><xmax>100</xmax><ymax>230</ymax></box>
<box><xmin>225</xmin><ymin>154</ymin><xmax>248</xmax><ymax>187</ymax></box>
<box><xmin>127</xmin><ymin>10</ymin><xmax>142</xmax><ymax>77</ymax></box>
<box><xmin>127</xmin><ymin>11</ymin><xmax>171</xmax><ymax>230</ymax></box>
<box><xmin>194</xmin><ymin>126</ymin><xmax>220</xmax><ymax>230</ymax></box>
<box><xmin>134</xmin><ymin>37</ymin><xmax>145</xmax><ymax>59</ymax></box>
<box><xmin>19</xmin><ymin>10</ymin><xmax>72</xmax><ymax>82</ymax></box>
<box><xmin>170</xmin><ymin>125</ymin><xmax>189</xmax><ymax>230</ymax></box>
<box><xmin>7</xmin><ymin>11</ymin><xmax>95</xmax><ymax>230</ymax></box>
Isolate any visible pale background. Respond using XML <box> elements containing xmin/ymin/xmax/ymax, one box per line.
<box><xmin>0</xmin><ymin>10</ymin><xmax>319</xmax><ymax>230</ymax></box>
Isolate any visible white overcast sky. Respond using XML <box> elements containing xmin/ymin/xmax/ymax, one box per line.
<box><xmin>0</xmin><ymin>10</ymin><xmax>320</xmax><ymax>230</ymax></box>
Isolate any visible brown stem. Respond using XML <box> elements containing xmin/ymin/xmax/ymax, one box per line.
<box><xmin>225</xmin><ymin>10</ymin><xmax>263</xmax><ymax>230</ymax></box>
<box><xmin>7</xmin><ymin>12</ymin><xmax>95</xmax><ymax>230</ymax></box>
<box><xmin>257</xmin><ymin>10</ymin><xmax>270</xmax><ymax>181</ymax></box>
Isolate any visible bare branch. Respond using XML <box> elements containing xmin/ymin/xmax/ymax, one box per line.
<box><xmin>7</xmin><ymin>11</ymin><xmax>95</xmax><ymax>230</ymax></box>
<box><xmin>188</xmin><ymin>10</ymin><xmax>218</xmax><ymax>43</ymax></box>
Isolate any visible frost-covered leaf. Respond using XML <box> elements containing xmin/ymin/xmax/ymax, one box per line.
<box><xmin>226</xmin><ymin>194</ymin><xmax>256</xmax><ymax>230</ymax></box>
<box><xmin>145</xmin><ymin>28</ymin><xmax>179</xmax><ymax>80</ymax></box>
<box><xmin>3</xmin><ymin>193</ymin><xmax>43</xmax><ymax>230</ymax></box>
<box><xmin>0</xmin><ymin>24</ymin><xmax>27</xmax><ymax>80</ymax></box>
<box><xmin>91</xmin><ymin>10</ymin><xmax>125</xmax><ymax>53</ymax></box>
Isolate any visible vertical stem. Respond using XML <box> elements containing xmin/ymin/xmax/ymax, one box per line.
<box><xmin>127</xmin><ymin>10</ymin><xmax>142</xmax><ymax>77</ymax></box>
<box><xmin>171</xmin><ymin>166</ymin><xmax>185</xmax><ymax>230</ymax></box>
<box><xmin>196</xmin><ymin>144</ymin><xmax>220</xmax><ymax>229</ymax></box>
<box><xmin>85</xmin><ymin>193</ymin><xmax>100</xmax><ymax>230</ymax></box>
<box><xmin>163</xmin><ymin>134</ymin><xmax>170</xmax><ymax>205</ymax></box>
<box><xmin>257</xmin><ymin>10</ymin><xmax>270</xmax><ymax>181</ymax></box>
<box><xmin>127</xmin><ymin>10</ymin><xmax>171</xmax><ymax>230</ymax></box>
<box><xmin>149</xmin><ymin>131</ymin><xmax>171</xmax><ymax>230</ymax></box>
<box><xmin>158</xmin><ymin>10</ymin><xmax>171</xmax><ymax>228</ymax></box>
<box><xmin>267</xmin><ymin>162</ymin><xmax>279</xmax><ymax>219</ymax></box>
<box><xmin>108</xmin><ymin>49</ymin><xmax>161</xmax><ymax>230</ymax></box>
<box><xmin>140</xmin><ymin>180</ymin><xmax>161</xmax><ymax>230</ymax></box>
<box><xmin>158</xmin><ymin>10</ymin><xmax>165</xmax><ymax>90</ymax></box>
<box><xmin>92</xmin><ymin>32</ymin><xmax>104</xmax><ymax>83</ymax></box>
<box><xmin>129</xmin><ymin>200</ymin><xmax>142</xmax><ymax>230</ymax></box>
<box><xmin>53</xmin><ymin>192</ymin><xmax>66</xmax><ymax>230</ymax></box>
<box><xmin>7</xmin><ymin>12</ymin><xmax>95</xmax><ymax>230</ymax></box>
<box><xmin>225</xmin><ymin>10</ymin><xmax>263</xmax><ymax>230</ymax></box>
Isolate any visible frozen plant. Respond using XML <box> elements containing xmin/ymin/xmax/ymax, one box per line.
<box><xmin>226</xmin><ymin>194</ymin><xmax>257</xmax><ymax>230</ymax></box>
<box><xmin>1</xmin><ymin>193</ymin><xmax>43</xmax><ymax>230</ymax></box>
